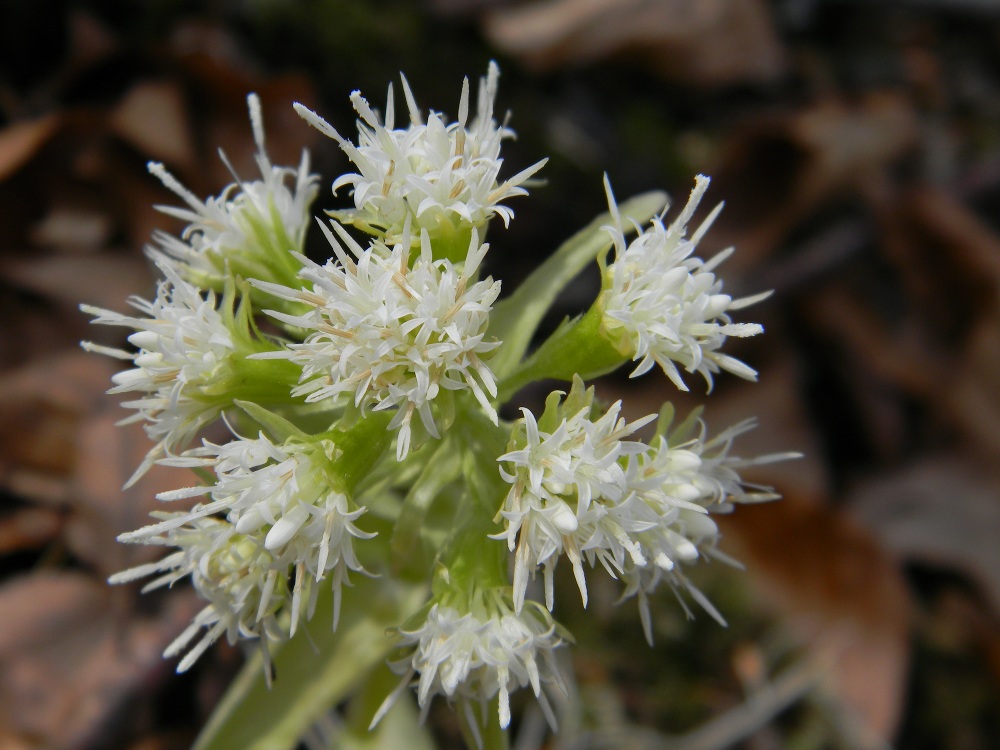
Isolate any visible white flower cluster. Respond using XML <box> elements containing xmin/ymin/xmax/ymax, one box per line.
<box><xmin>497</xmin><ymin>381</ymin><xmax>788</xmax><ymax>633</ymax></box>
<box><xmin>113</xmin><ymin>431</ymin><xmax>372</xmax><ymax>668</ymax></box>
<box><xmin>150</xmin><ymin>94</ymin><xmax>319</xmax><ymax>284</ymax></box>
<box><xmin>496</xmin><ymin>390</ymin><xmax>654</xmax><ymax>612</ymax></box>
<box><xmin>110</xmin><ymin>515</ymin><xmax>288</xmax><ymax>674</ymax></box>
<box><xmin>294</xmin><ymin>61</ymin><xmax>545</xmax><ymax>240</ymax></box>
<box><xmin>81</xmin><ymin>256</ymin><xmax>235</xmax><ymax>484</ymax></box>
<box><xmin>374</xmin><ymin>601</ymin><xmax>567</xmax><ymax>735</ymax></box>
<box><xmin>600</xmin><ymin>175</ymin><xmax>770</xmax><ymax>391</ymax></box>
<box><xmin>82</xmin><ymin>60</ymin><xmax>793</xmax><ymax>740</ymax></box>
<box><xmin>253</xmin><ymin>221</ymin><xmax>501</xmax><ymax>460</ymax></box>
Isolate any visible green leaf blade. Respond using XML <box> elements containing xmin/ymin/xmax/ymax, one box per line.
<box><xmin>193</xmin><ymin>576</ymin><xmax>426</xmax><ymax>750</ymax></box>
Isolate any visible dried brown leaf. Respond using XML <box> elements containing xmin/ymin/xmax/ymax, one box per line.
<box><xmin>872</xmin><ymin>184</ymin><xmax>1000</xmax><ymax>346</ymax></box>
<box><xmin>65</xmin><ymin>10</ymin><xmax>118</xmax><ymax>68</ymax></box>
<box><xmin>170</xmin><ymin>46</ymin><xmax>317</xmax><ymax>188</ymax></box>
<box><xmin>719</xmin><ymin>495</ymin><xmax>912</xmax><ymax>742</ymax></box>
<box><xmin>849</xmin><ymin>454</ymin><xmax>1000</xmax><ymax>615</ymax></box>
<box><xmin>0</xmin><ymin>253</ymin><xmax>153</xmax><ymax>312</ymax></box>
<box><xmin>0</xmin><ymin>115</ymin><xmax>61</xmax><ymax>182</ymax></box>
<box><xmin>110</xmin><ymin>81</ymin><xmax>197</xmax><ymax>170</ymax></box>
<box><xmin>950</xmin><ymin>314</ymin><xmax>1000</xmax><ymax>458</ymax></box>
<box><xmin>0</xmin><ymin>352</ymin><xmax>116</xmax><ymax>491</ymax></box>
<box><xmin>710</xmin><ymin>94</ymin><xmax>918</xmax><ymax>275</ymax></box>
<box><xmin>0</xmin><ymin>508</ymin><xmax>63</xmax><ymax>555</ymax></box>
<box><xmin>804</xmin><ymin>184</ymin><xmax>1000</xmax><ymax>457</ymax></box>
<box><xmin>484</xmin><ymin>0</ymin><xmax>786</xmax><ymax>85</ymax></box>
<box><xmin>69</xmin><ymin>410</ymin><xmax>198</xmax><ymax>578</ymax></box>
<box><xmin>0</xmin><ymin>349</ymin><xmax>197</xmax><ymax>575</ymax></box>
<box><xmin>0</xmin><ymin>570</ymin><xmax>196</xmax><ymax>749</ymax></box>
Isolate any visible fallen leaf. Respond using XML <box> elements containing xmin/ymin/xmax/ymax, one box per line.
<box><xmin>0</xmin><ymin>508</ymin><xmax>63</xmax><ymax>555</ymax></box>
<box><xmin>709</xmin><ymin>93</ymin><xmax>918</xmax><ymax>276</ymax></box>
<box><xmin>0</xmin><ymin>115</ymin><xmax>61</xmax><ymax>182</ymax></box>
<box><xmin>0</xmin><ymin>352</ymin><xmax>116</xmax><ymax>491</ymax></box>
<box><xmin>719</xmin><ymin>494</ymin><xmax>912</xmax><ymax>743</ymax></box>
<box><xmin>0</xmin><ymin>570</ymin><xmax>198</xmax><ymax>749</ymax></box>
<box><xmin>170</xmin><ymin>46</ymin><xmax>318</xmax><ymax>188</ymax></box>
<box><xmin>110</xmin><ymin>80</ymin><xmax>197</xmax><ymax>169</ymax></box>
<box><xmin>0</xmin><ymin>350</ymin><xmax>199</xmax><ymax>575</ymax></box>
<box><xmin>848</xmin><ymin>453</ymin><xmax>1000</xmax><ymax>616</ymax></box>
<box><xmin>483</xmin><ymin>0</ymin><xmax>786</xmax><ymax>86</ymax></box>
<box><xmin>801</xmin><ymin>183</ymin><xmax>1000</xmax><ymax>459</ymax></box>
<box><xmin>0</xmin><ymin>253</ymin><xmax>153</xmax><ymax>312</ymax></box>
<box><xmin>69</xmin><ymin>409</ymin><xmax>201</xmax><ymax>578</ymax></box>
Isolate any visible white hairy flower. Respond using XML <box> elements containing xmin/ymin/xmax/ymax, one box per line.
<box><xmin>373</xmin><ymin>600</ymin><xmax>567</xmax><ymax>734</ymax></box>
<box><xmin>496</xmin><ymin>378</ymin><xmax>798</xmax><ymax>622</ymax></box>
<box><xmin>81</xmin><ymin>256</ymin><xmax>236</xmax><ymax>485</ymax></box>
<box><xmin>616</xmin><ymin>413</ymin><xmax>801</xmax><ymax>642</ymax></box>
<box><xmin>109</xmin><ymin>515</ymin><xmax>289</xmax><ymax>674</ymax></box>
<box><xmin>149</xmin><ymin>93</ymin><xmax>319</xmax><ymax>284</ymax></box>
<box><xmin>685</xmin><ymin>417</ymin><xmax>798</xmax><ymax>506</ymax></box>
<box><xmin>121</xmin><ymin>432</ymin><xmax>374</xmax><ymax>633</ymax></box>
<box><xmin>294</xmin><ymin>61</ymin><xmax>545</xmax><ymax>241</ymax></box>
<box><xmin>618</xmin><ymin>543</ymin><xmax>728</xmax><ymax>646</ymax></box>
<box><xmin>496</xmin><ymin>385</ymin><xmax>654</xmax><ymax>612</ymax></box>
<box><xmin>253</xmin><ymin>221</ymin><xmax>501</xmax><ymax>460</ymax></box>
<box><xmin>600</xmin><ymin>175</ymin><xmax>770</xmax><ymax>391</ymax></box>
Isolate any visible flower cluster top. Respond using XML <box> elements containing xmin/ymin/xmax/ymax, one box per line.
<box><xmin>82</xmin><ymin>64</ymin><xmax>796</xmax><ymax>745</ymax></box>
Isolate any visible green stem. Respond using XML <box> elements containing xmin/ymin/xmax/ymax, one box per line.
<box><xmin>192</xmin><ymin>576</ymin><xmax>427</xmax><ymax>750</ymax></box>
<box><xmin>496</xmin><ymin>304</ymin><xmax>626</xmax><ymax>403</ymax></box>
<box><xmin>389</xmin><ymin>437</ymin><xmax>463</xmax><ymax>582</ymax></box>
<box><xmin>488</xmin><ymin>190</ymin><xmax>666</xmax><ymax>379</ymax></box>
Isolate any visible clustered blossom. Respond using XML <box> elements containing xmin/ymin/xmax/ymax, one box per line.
<box><xmin>374</xmin><ymin>599</ymin><xmax>568</xmax><ymax>735</ymax></box>
<box><xmin>496</xmin><ymin>381</ymin><xmax>655</xmax><ymax>611</ymax></box>
<box><xmin>81</xmin><ymin>62</ymin><xmax>793</xmax><ymax>741</ymax></box>
<box><xmin>253</xmin><ymin>221</ymin><xmax>501</xmax><ymax>460</ymax></box>
<box><xmin>81</xmin><ymin>256</ymin><xmax>236</xmax><ymax>484</ymax></box>
<box><xmin>109</xmin><ymin>515</ymin><xmax>290</xmax><ymax>675</ymax></box>
<box><xmin>150</xmin><ymin>93</ymin><xmax>319</xmax><ymax>286</ymax></box>
<box><xmin>497</xmin><ymin>380</ymin><xmax>793</xmax><ymax>634</ymax></box>
<box><xmin>119</xmin><ymin>431</ymin><xmax>372</xmax><ymax>638</ymax></box>
<box><xmin>294</xmin><ymin>61</ymin><xmax>546</xmax><ymax>242</ymax></box>
<box><xmin>599</xmin><ymin>175</ymin><xmax>770</xmax><ymax>391</ymax></box>
<box><xmin>612</xmin><ymin>414</ymin><xmax>799</xmax><ymax>642</ymax></box>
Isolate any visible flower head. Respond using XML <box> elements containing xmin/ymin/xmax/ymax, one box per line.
<box><xmin>80</xmin><ymin>257</ymin><xmax>237</xmax><ymax>485</ymax></box>
<box><xmin>252</xmin><ymin>221</ymin><xmax>501</xmax><ymax>460</ymax></box>
<box><xmin>599</xmin><ymin>175</ymin><xmax>770</xmax><ymax>391</ymax></box>
<box><xmin>109</xmin><ymin>515</ymin><xmax>290</xmax><ymax>674</ymax></box>
<box><xmin>294</xmin><ymin>61</ymin><xmax>545</xmax><ymax>250</ymax></box>
<box><xmin>496</xmin><ymin>377</ymin><xmax>655</xmax><ymax>611</ymax></box>
<box><xmin>150</xmin><ymin>93</ymin><xmax>319</xmax><ymax>288</ymax></box>
<box><xmin>120</xmin><ymin>430</ymin><xmax>374</xmax><ymax>633</ymax></box>
<box><xmin>373</xmin><ymin>593</ymin><xmax>568</xmax><ymax>735</ymax></box>
<box><xmin>496</xmin><ymin>376</ymin><xmax>798</xmax><ymax>626</ymax></box>
<box><xmin>616</xmin><ymin>408</ymin><xmax>801</xmax><ymax>643</ymax></box>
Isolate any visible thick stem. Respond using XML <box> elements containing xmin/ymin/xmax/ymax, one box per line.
<box><xmin>496</xmin><ymin>304</ymin><xmax>627</xmax><ymax>404</ymax></box>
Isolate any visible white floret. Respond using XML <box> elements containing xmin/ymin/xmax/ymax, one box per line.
<box><xmin>601</xmin><ymin>175</ymin><xmax>769</xmax><ymax>391</ymax></box>
<box><xmin>294</xmin><ymin>61</ymin><xmax>545</xmax><ymax>240</ymax></box>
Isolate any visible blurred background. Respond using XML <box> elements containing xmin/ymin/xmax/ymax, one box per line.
<box><xmin>2</xmin><ymin>1</ymin><xmax>1000</xmax><ymax>748</ymax></box>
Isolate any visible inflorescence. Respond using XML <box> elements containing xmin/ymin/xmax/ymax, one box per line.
<box><xmin>83</xmin><ymin>63</ymin><xmax>796</xmax><ymax>741</ymax></box>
